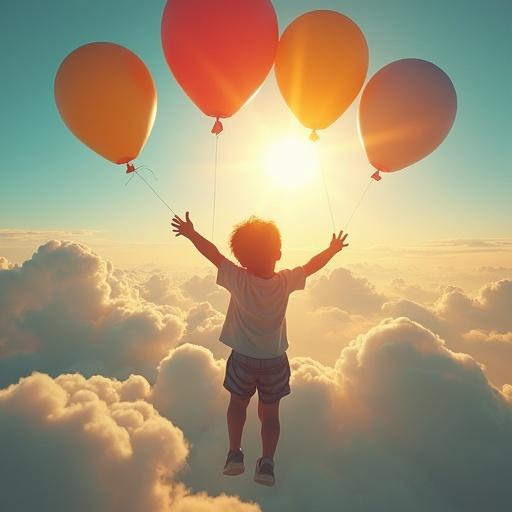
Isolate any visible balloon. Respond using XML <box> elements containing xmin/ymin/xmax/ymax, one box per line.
<box><xmin>358</xmin><ymin>58</ymin><xmax>457</xmax><ymax>175</ymax></box>
<box><xmin>275</xmin><ymin>10</ymin><xmax>368</xmax><ymax>140</ymax></box>
<box><xmin>161</xmin><ymin>0</ymin><xmax>278</xmax><ymax>133</ymax></box>
<box><xmin>55</xmin><ymin>42</ymin><xmax>157</xmax><ymax>166</ymax></box>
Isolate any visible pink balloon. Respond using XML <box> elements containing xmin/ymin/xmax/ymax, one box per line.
<box><xmin>358</xmin><ymin>58</ymin><xmax>457</xmax><ymax>173</ymax></box>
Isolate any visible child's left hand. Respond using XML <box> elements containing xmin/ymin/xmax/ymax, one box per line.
<box><xmin>171</xmin><ymin>212</ymin><xmax>195</xmax><ymax>238</ymax></box>
<box><xmin>329</xmin><ymin>231</ymin><xmax>349</xmax><ymax>253</ymax></box>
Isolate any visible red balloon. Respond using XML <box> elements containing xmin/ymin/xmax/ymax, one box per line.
<box><xmin>161</xmin><ymin>0</ymin><xmax>278</xmax><ymax>132</ymax></box>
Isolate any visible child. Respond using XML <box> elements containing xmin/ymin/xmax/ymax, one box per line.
<box><xmin>171</xmin><ymin>212</ymin><xmax>348</xmax><ymax>486</ymax></box>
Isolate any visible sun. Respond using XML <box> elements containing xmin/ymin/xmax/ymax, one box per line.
<box><xmin>263</xmin><ymin>136</ymin><xmax>319</xmax><ymax>189</ymax></box>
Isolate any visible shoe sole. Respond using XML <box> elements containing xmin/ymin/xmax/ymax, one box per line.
<box><xmin>223</xmin><ymin>462</ymin><xmax>245</xmax><ymax>476</ymax></box>
<box><xmin>254</xmin><ymin>473</ymin><xmax>275</xmax><ymax>487</ymax></box>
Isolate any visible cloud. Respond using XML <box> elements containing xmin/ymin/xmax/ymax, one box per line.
<box><xmin>179</xmin><ymin>302</ymin><xmax>229</xmax><ymax>360</ymax></box>
<box><xmin>0</xmin><ymin>229</ymin><xmax>101</xmax><ymax>241</ymax></box>
<box><xmin>372</xmin><ymin>238</ymin><xmax>512</xmax><ymax>256</ymax></box>
<box><xmin>2</xmin><ymin>237</ymin><xmax>512</xmax><ymax>512</ymax></box>
<box><xmin>383</xmin><ymin>280</ymin><xmax>512</xmax><ymax>386</ymax></box>
<box><xmin>456</xmin><ymin>330</ymin><xmax>512</xmax><ymax>391</ymax></box>
<box><xmin>286</xmin><ymin>300</ymin><xmax>371</xmax><ymax>364</ymax></box>
<box><xmin>149</xmin><ymin>320</ymin><xmax>512</xmax><ymax>512</ymax></box>
<box><xmin>139</xmin><ymin>272</ymin><xmax>191</xmax><ymax>308</ymax></box>
<box><xmin>275</xmin><ymin>268</ymin><xmax>385</xmax><ymax>364</ymax></box>
<box><xmin>152</xmin><ymin>344</ymin><xmax>226</xmax><ymax>438</ymax></box>
<box><xmin>0</xmin><ymin>256</ymin><xmax>13</xmax><ymax>269</ymax></box>
<box><xmin>3</xmin><ymin>240</ymin><xmax>510</xmax><ymax>391</ymax></box>
<box><xmin>389</xmin><ymin>277</ymin><xmax>441</xmax><ymax>303</ymax></box>
<box><xmin>478</xmin><ymin>265</ymin><xmax>512</xmax><ymax>275</ymax></box>
<box><xmin>430</xmin><ymin>239</ymin><xmax>512</xmax><ymax>249</ymax></box>
<box><xmin>181</xmin><ymin>273</ymin><xmax>229</xmax><ymax>312</ymax></box>
<box><xmin>0</xmin><ymin>241</ymin><xmax>185</xmax><ymax>386</ymax></box>
<box><xmin>435</xmin><ymin>279</ymin><xmax>512</xmax><ymax>332</ymax></box>
<box><xmin>383</xmin><ymin>298</ymin><xmax>449</xmax><ymax>338</ymax></box>
<box><xmin>0</xmin><ymin>371</ymin><xmax>258</xmax><ymax>512</ymax></box>
<box><xmin>308</xmin><ymin>267</ymin><xmax>387</xmax><ymax>314</ymax></box>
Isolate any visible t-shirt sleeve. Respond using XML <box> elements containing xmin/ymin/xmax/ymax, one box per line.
<box><xmin>216</xmin><ymin>257</ymin><xmax>245</xmax><ymax>294</ymax></box>
<box><xmin>281</xmin><ymin>266</ymin><xmax>306</xmax><ymax>294</ymax></box>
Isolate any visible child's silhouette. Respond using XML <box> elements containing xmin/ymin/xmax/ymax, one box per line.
<box><xmin>171</xmin><ymin>212</ymin><xmax>348</xmax><ymax>486</ymax></box>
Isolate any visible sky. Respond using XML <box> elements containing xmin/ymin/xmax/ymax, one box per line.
<box><xmin>1</xmin><ymin>0</ymin><xmax>511</xmax><ymax>269</ymax></box>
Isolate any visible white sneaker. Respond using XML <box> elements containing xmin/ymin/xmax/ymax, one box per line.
<box><xmin>223</xmin><ymin>449</ymin><xmax>245</xmax><ymax>476</ymax></box>
<box><xmin>254</xmin><ymin>457</ymin><xmax>275</xmax><ymax>486</ymax></box>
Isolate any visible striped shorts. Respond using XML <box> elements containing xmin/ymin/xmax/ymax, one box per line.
<box><xmin>224</xmin><ymin>350</ymin><xmax>291</xmax><ymax>404</ymax></box>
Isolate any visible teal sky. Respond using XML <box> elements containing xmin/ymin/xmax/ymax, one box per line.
<box><xmin>1</xmin><ymin>0</ymin><xmax>511</xmax><ymax>265</ymax></box>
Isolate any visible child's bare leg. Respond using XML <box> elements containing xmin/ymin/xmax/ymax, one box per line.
<box><xmin>258</xmin><ymin>399</ymin><xmax>280</xmax><ymax>459</ymax></box>
<box><xmin>227</xmin><ymin>393</ymin><xmax>250</xmax><ymax>450</ymax></box>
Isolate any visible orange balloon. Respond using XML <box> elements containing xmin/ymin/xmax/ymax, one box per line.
<box><xmin>275</xmin><ymin>10</ymin><xmax>368</xmax><ymax>139</ymax></box>
<box><xmin>161</xmin><ymin>0</ymin><xmax>278</xmax><ymax>132</ymax></box>
<box><xmin>358</xmin><ymin>58</ymin><xmax>457</xmax><ymax>173</ymax></box>
<box><xmin>55</xmin><ymin>42</ymin><xmax>157</xmax><ymax>165</ymax></box>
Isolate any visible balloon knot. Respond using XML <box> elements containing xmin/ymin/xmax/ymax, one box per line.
<box><xmin>371</xmin><ymin>170</ymin><xmax>382</xmax><ymax>181</ymax></box>
<box><xmin>126</xmin><ymin>163</ymin><xmax>136</xmax><ymax>174</ymax></box>
<box><xmin>309</xmin><ymin>130</ymin><xmax>319</xmax><ymax>142</ymax></box>
<box><xmin>211</xmin><ymin>117</ymin><xmax>223</xmax><ymax>135</ymax></box>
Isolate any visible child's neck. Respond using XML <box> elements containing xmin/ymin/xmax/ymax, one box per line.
<box><xmin>248</xmin><ymin>264</ymin><xmax>276</xmax><ymax>279</ymax></box>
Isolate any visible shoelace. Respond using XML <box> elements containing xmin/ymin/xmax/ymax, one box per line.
<box><xmin>258</xmin><ymin>462</ymin><xmax>274</xmax><ymax>475</ymax></box>
<box><xmin>227</xmin><ymin>450</ymin><xmax>243</xmax><ymax>464</ymax></box>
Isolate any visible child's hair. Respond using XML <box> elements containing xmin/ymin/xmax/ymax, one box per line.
<box><xmin>230</xmin><ymin>216</ymin><xmax>281</xmax><ymax>269</ymax></box>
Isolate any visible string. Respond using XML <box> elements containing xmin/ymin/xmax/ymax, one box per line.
<box><xmin>320</xmin><ymin>162</ymin><xmax>336</xmax><ymax>234</ymax></box>
<box><xmin>316</xmin><ymin>141</ymin><xmax>336</xmax><ymax>233</ymax></box>
<box><xmin>124</xmin><ymin>166</ymin><xmax>156</xmax><ymax>187</ymax></box>
<box><xmin>133</xmin><ymin>169</ymin><xmax>177</xmax><ymax>215</ymax></box>
<box><xmin>211</xmin><ymin>134</ymin><xmax>219</xmax><ymax>241</ymax></box>
<box><xmin>343</xmin><ymin>176</ymin><xmax>373</xmax><ymax>230</ymax></box>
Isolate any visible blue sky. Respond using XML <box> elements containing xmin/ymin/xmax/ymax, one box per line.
<box><xmin>1</xmin><ymin>0</ymin><xmax>511</xmax><ymax>265</ymax></box>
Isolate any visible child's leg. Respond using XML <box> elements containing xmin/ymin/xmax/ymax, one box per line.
<box><xmin>258</xmin><ymin>399</ymin><xmax>280</xmax><ymax>459</ymax></box>
<box><xmin>227</xmin><ymin>393</ymin><xmax>250</xmax><ymax>451</ymax></box>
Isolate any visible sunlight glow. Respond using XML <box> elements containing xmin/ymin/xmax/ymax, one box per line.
<box><xmin>263</xmin><ymin>136</ymin><xmax>319</xmax><ymax>189</ymax></box>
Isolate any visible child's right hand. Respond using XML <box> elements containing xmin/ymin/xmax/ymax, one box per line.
<box><xmin>171</xmin><ymin>212</ymin><xmax>195</xmax><ymax>238</ymax></box>
<box><xmin>329</xmin><ymin>231</ymin><xmax>349</xmax><ymax>253</ymax></box>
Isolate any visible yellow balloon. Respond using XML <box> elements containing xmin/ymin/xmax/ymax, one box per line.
<box><xmin>275</xmin><ymin>10</ymin><xmax>368</xmax><ymax>138</ymax></box>
<box><xmin>55</xmin><ymin>42</ymin><xmax>157</xmax><ymax>165</ymax></box>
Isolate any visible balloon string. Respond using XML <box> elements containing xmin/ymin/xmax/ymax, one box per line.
<box><xmin>320</xmin><ymin>162</ymin><xmax>336</xmax><ymax>233</ymax></box>
<box><xmin>211</xmin><ymin>134</ymin><xmax>219</xmax><ymax>241</ymax></box>
<box><xmin>133</xmin><ymin>170</ymin><xmax>177</xmax><ymax>215</ymax></box>
<box><xmin>344</xmin><ymin>176</ymin><xmax>373</xmax><ymax>230</ymax></box>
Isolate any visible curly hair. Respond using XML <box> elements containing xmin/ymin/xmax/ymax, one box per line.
<box><xmin>230</xmin><ymin>216</ymin><xmax>281</xmax><ymax>269</ymax></box>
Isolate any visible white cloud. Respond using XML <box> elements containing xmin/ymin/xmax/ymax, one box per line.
<box><xmin>181</xmin><ymin>273</ymin><xmax>229</xmax><ymax>312</ymax></box>
<box><xmin>0</xmin><ymin>241</ymin><xmax>185</xmax><ymax>385</ymax></box>
<box><xmin>0</xmin><ymin>256</ymin><xmax>13</xmax><ymax>269</ymax></box>
<box><xmin>2</xmin><ymin>237</ymin><xmax>512</xmax><ymax>511</ymax></box>
<box><xmin>389</xmin><ymin>277</ymin><xmax>441</xmax><ymax>303</ymax></box>
<box><xmin>152</xmin><ymin>344</ymin><xmax>226</xmax><ymax>438</ymax></box>
<box><xmin>0</xmin><ymin>371</ymin><xmax>259</xmax><ymax>512</ymax></box>
<box><xmin>435</xmin><ymin>279</ymin><xmax>512</xmax><ymax>332</ymax></box>
<box><xmin>139</xmin><ymin>272</ymin><xmax>191</xmax><ymax>308</ymax></box>
<box><xmin>383</xmin><ymin>279</ymin><xmax>512</xmax><ymax>386</ymax></box>
<box><xmin>308</xmin><ymin>267</ymin><xmax>387</xmax><ymax>314</ymax></box>
<box><xmin>150</xmin><ymin>320</ymin><xmax>512</xmax><ymax>511</ymax></box>
<box><xmin>0</xmin><ymin>228</ymin><xmax>101</xmax><ymax>241</ymax></box>
<box><xmin>179</xmin><ymin>302</ymin><xmax>229</xmax><ymax>360</ymax></box>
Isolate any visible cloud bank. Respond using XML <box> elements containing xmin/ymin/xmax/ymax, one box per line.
<box><xmin>383</xmin><ymin>279</ymin><xmax>512</xmax><ymax>386</ymax></box>
<box><xmin>1</xmin><ymin>241</ymin><xmax>511</xmax><ymax>511</ymax></box>
<box><xmin>0</xmin><ymin>241</ymin><xmax>185</xmax><ymax>386</ymax></box>
<box><xmin>153</xmin><ymin>320</ymin><xmax>512</xmax><ymax>512</ymax></box>
<box><xmin>0</xmin><ymin>371</ymin><xmax>259</xmax><ymax>512</ymax></box>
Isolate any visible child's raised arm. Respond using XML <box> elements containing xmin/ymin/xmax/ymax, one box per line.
<box><xmin>302</xmin><ymin>231</ymin><xmax>349</xmax><ymax>277</ymax></box>
<box><xmin>171</xmin><ymin>212</ymin><xmax>224</xmax><ymax>267</ymax></box>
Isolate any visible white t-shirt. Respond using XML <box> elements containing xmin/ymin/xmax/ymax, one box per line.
<box><xmin>216</xmin><ymin>258</ymin><xmax>306</xmax><ymax>358</ymax></box>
